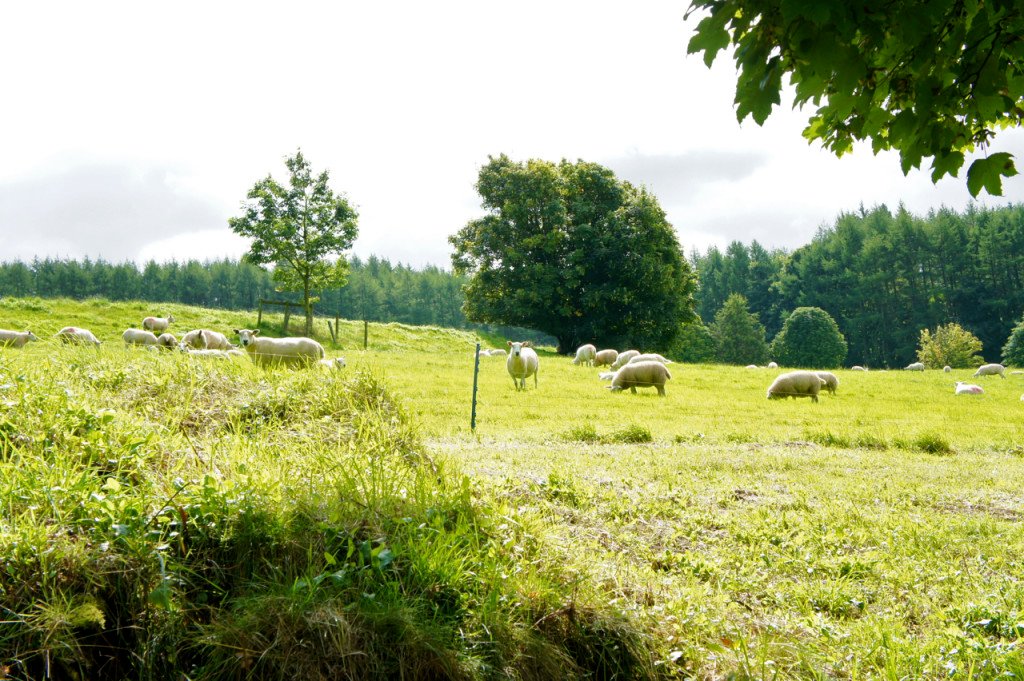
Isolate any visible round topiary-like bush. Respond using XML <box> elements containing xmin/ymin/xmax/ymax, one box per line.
<box><xmin>770</xmin><ymin>307</ymin><xmax>848</xmax><ymax>368</ymax></box>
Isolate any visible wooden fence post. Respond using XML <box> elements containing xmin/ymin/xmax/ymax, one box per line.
<box><xmin>257</xmin><ymin>300</ymin><xmax>263</xmax><ymax>327</ymax></box>
<box><xmin>471</xmin><ymin>344</ymin><xmax>481</xmax><ymax>431</ymax></box>
<box><xmin>363</xmin><ymin>320</ymin><xmax>368</xmax><ymax>349</ymax></box>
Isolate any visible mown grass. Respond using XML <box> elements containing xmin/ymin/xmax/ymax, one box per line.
<box><xmin>4</xmin><ymin>296</ymin><xmax>1024</xmax><ymax>679</ymax></box>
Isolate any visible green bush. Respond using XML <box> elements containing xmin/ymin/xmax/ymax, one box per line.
<box><xmin>711</xmin><ymin>294</ymin><xmax>769</xmax><ymax>365</ymax></box>
<box><xmin>1002</xmin><ymin>317</ymin><xmax>1024</xmax><ymax>367</ymax></box>
<box><xmin>669</xmin><ymin>320</ymin><xmax>716</xmax><ymax>363</ymax></box>
<box><xmin>916</xmin><ymin>322</ymin><xmax>984</xmax><ymax>368</ymax></box>
<box><xmin>770</xmin><ymin>307</ymin><xmax>848</xmax><ymax>368</ymax></box>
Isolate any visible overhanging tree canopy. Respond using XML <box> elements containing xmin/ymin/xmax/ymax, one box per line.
<box><xmin>450</xmin><ymin>155</ymin><xmax>696</xmax><ymax>352</ymax></box>
<box><xmin>686</xmin><ymin>0</ymin><xmax>1024</xmax><ymax>196</ymax></box>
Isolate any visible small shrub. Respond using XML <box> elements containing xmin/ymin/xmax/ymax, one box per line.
<box><xmin>912</xmin><ymin>432</ymin><xmax>954</xmax><ymax>455</ymax></box>
<box><xmin>806</xmin><ymin>430</ymin><xmax>851</xmax><ymax>448</ymax></box>
<box><xmin>917</xmin><ymin>323</ymin><xmax>984</xmax><ymax>369</ymax></box>
<box><xmin>562</xmin><ymin>424</ymin><xmax>601</xmax><ymax>443</ymax></box>
<box><xmin>608</xmin><ymin>424</ymin><xmax>653</xmax><ymax>444</ymax></box>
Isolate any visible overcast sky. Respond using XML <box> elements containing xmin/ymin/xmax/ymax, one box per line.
<box><xmin>2</xmin><ymin>1</ymin><xmax>1023</xmax><ymax>269</ymax></box>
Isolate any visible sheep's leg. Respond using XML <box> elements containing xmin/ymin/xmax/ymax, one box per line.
<box><xmin>811</xmin><ymin>394</ymin><xmax>818</xmax><ymax>403</ymax></box>
<box><xmin>534</xmin><ymin>371</ymin><xmax>538</xmax><ymax>389</ymax></box>
<box><xmin>630</xmin><ymin>386</ymin><xmax>636</xmax><ymax>394</ymax></box>
<box><xmin>657</xmin><ymin>385</ymin><xmax>665</xmax><ymax>397</ymax></box>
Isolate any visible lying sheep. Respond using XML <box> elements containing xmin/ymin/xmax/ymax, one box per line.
<box><xmin>943</xmin><ymin>365</ymin><xmax>952</xmax><ymax>373</ymax></box>
<box><xmin>180</xmin><ymin>329</ymin><xmax>233</xmax><ymax>350</ymax></box>
<box><xmin>482</xmin><ymin>348</ymin><xmax>507</xmax><ymax>357</ymax></box>
<box><xmin>905</xmin><ymin>362</ymin><xmax>925</xmax><ymax>371</ymax></box>
<box><xmin>143</xmin><ymin>314</ymin><xmax>175</xmax><ymax>333</ymax></box>
<box><xmin>318</xmin><ymin>357</ymin><xmax>347</xmax><ymax>370</ymax></box>
<box><xmin>767</xmin><ymin>361</ymin><xmax>779</xmax><ymax>369</ymax></box>
<box><xmin>816</xmin><ymin>371</ymin><xmax>839</xmax><ymax>395</ymax></box>
<box><xmin>156</xmin><ymin>332</ymin><xmax>178</xmax><ymax>350</ymax></box>
<box><xmin>55</xmin><ymin>327</ymin><xmax>101</xmax><ymax>346</ymax></box>
<box><xmin>507</xmin><ymin>341</ymin><xmax>539</xmax><ymax>391</ymax></box>
<box><xmin>974</xmin><ymin>363</ymin><xmax>1005</xmax><ymax>379</ymax></box>
<box><xmin>598</xmin><ymin>371</ymin><xmax>616</xmax><ymax>381</ymax></box>
<box><xmin>955</xmin><ymin>381</ymin><xmax>984</xmax><ymax>395</ymax></box>
<box><xmin>610</xmin><ymin>350</ymin><xmax>640</xmax><ymax>370</ymax></box>
<box><xmin>627</xmin><ymin>353</ymin><xmax>673</xmax><ymax>365</ymax></box>
<box><xmin>608</xmin><ymin>360</ymin><xmax>671</xmax><ymax>396</ymax></box>
<box><xmin>594</xmin><ymin>349</ymin><xmax>618</xmax><ymax>367</ymax></box>
<box><xmin>767</xmin><ymin>371</ymin><xmax>825</xmax><ymax>403</ymax></box>
<box><xmin>122</xmin><ymin>328</ymin><xmax>159</xmax><ymax>347</ymax></box>
<box><xmin>745</xmin><ymin>364</ymin><xmax>759</xmax><ymax>369</ymax></box>
<box><xmin>234</xmin><ymin>329</ymin><xmax>325</xmax><ymax>368</ymax></box>
<box><xmin>851</xmin><ymin>365</ymin><xmax>867</xmax><ymax>371</ymax></box>
<box><xmin>572</xmin><ymin>343</ymin><xmax>597</xmax><ymax>366</ymax></box>
<box><xmin>0</xmin><ymin>329</ymin><xmax>39</xmax><ymax>348</ymax></box>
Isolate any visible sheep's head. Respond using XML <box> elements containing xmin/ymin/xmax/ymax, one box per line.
<box><xmin>507</xmin><ymin>341</ymin><xmax>529</xmax><ymax>358</ymax></box>
<box><xmin>25</xmin><ymin>331</ymin><xmax>39</xmax><ymax>342</ymax></box>
<box><xmin>235</xmin><ymin>329</ymin><xmax>260</xmax><ymax>348</ymax></box>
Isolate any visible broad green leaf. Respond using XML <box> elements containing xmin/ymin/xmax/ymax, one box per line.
<box><xmin>931</xmin><ymin>150</ymin><xmax>965</xmax><ymax>182</ymax></box>
<box><xmin>687</xmin><ymin>16</ymin><xmax>732</xmax><ymax>67</ymax></box>
<box><xmin>967</xmin><ymin>153</ymin><xmax>1018</xmax><ymax>197</ymax></box>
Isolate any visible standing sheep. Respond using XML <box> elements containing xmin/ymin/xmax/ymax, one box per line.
<box><xmin>610</xmin><ymin>350</ymin><xmax>640</xmax><ymax>370</ymax></box>
<box><xmin>122</xmin><ymin>329</ymin><xmax>159</xmax><ymax>347</ymax></box>
<box><xmin>572</xmin><ymin>344</ymin><xmax>597</xmax><ymax>366</ymax></box>
<box><xmin>0</xmin><ymin>330</ymin><xmax>39</xmax><ymax>348</ymax></box>
<box><xmin>142</xmin><ymin>314</ymin><xmax>175</xmax><ymax>333</ymax></box>
<box><xmin>767</xmin><ymin>371</ymin><xmax>825</xmax><ymax>403</ymax></box>
<box><xmin>506</xmin><ymin>341</ymin><xmax>539</xmax><ymax>391</ymax></box>
<box><xmin>594</xmin><ymin>349</ymin><xmax>618</xmax><ymax>367</ymax></box>
<box><xmin>905</xmin><ymin>362</ymin><xmax>925</xmax><ymax>371</ymax></box>
<box><xmin>55</xmin><ymin>327</ymin><xmax>101</xmax><ymax>346</ymax></box>
<box><xmin>815</xmin><ymin>371</ymin><xmax>839</xmax><ymax>395</ymax></box>
<box><xmin>608</xmin><ymin>361</ymin><xmax>671</xmax><ymax>396</ymax></box>
<box><xmin>973</xmin><ymin>363</ymin><xmax>1005</xmax><ymax>379</ymax></box>
<box><xmin>627</xmin><ymin>353</ymin><xmax>673</xmax><ymax>365</ymax></box>
<box><xmin>234</xmin><ymin>329</ymin><xmax>325</xmax><ymax>368</ymax></box>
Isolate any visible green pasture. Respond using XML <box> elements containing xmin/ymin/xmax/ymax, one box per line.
<box><xmin>3</xmin><ymin>296</ymin><xmax>1024</xmax><ymax>679</ymax></box>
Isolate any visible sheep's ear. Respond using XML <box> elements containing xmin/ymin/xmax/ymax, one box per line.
<box><xmin>506</xmin><ymin>341</ymin><xmax>513</xmax><ymax>347</ymax></box>
<box><xmin>233</xmin><ymin>329</ymin><xmax>240</xmax><ymax>335</ymax></box>
<box><xmin>523</xmin><ymin>341</ymin><xmax>531</xmax><ymax>347</ymax></box>
<box><xmin>252</xmin><ymin>330</ymin><xmax>260</xmax><ymax>336</ymax></box>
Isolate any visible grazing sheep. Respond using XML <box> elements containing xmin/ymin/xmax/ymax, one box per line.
<box><xmin>610</xmin><ymin>350</ymin><xmax>640</xmax><ymax>370</ymax></box>
<box><xmin>55</xmin><ymin>327</ymin><xmax>101</xmax><ymax>346</ymax></box>
<box><xmin>767</xmin><ymin>361</ymin><xmax>779</xmax><ymax>369</ymax></box>
<box><xmin>572</xmin><ymin>343</ymin><xmax>597</xmax><ymax>366</ymax></box>
<box><xmin>745</xmin><ymin>365</ymin><xmax>759</xmax><ymax>369</ymax></box>
<box><xmin>594</xmin><ymin>349</ymin><xmax>618</xmax><ymax>367</ymax></box>
<box><xmin>156</xmin><ymin>332</ymin><xmax>178</xmax><ymax>350</ymax></box>
<box><xmin>626</xmin><ymin>353</ymin><xmax>673</xmax><ymax>365</ymax></box>
<box><xmin>816</xmin><ymin>371</ymin><xmax>839</xmax><ymax>395</ymax></box>
<box><xmin>180</xmin><ymin>329</ymin><xmax>233</xmax><ymax>351</ymax></box>
<box><xmin>122</xmin><ymin>328</ymin><xmax>159</xmax><ymax>347</ymax></box>
<box><xmin>142</xmin><ymin>314</ymin><xmax>175</xmax><ymax>333</ymax></box>
<box><xmin>234</xmin><ymin>329</ymin><xmax>325</xmax><ymax>368</ymax></box>
<box><xmin>905</xmin><ymin>362</ymin><xmax>925</xmax><ymax>371</ymax></box>
<box><xmin>0</xmin><ymin>329</ymin><xmax>39</xmax><ymax>348</ymax></box>
<box><xmin>955</xmin><ymin>381</ymin><xmax>985</xmax><ymax>395</ymax></box>
<box><xmin>973</xmin><ymin>363</ymin><xmax>1005</xmax><ymax>379</ymax></box>
<box><xmin>506</xmin><ymin>341</ymin><xmax>539</xmax><ymax>391</ymax></box>
<box><xmin>767</xmin><ymin>371</ymin><xmax>825</xmax><ymax>403</ymax></box>
<box><xmin>608</xmin><ymin>361</ymin><xmax>671</xmax><ymax>396</ymax></box>
<box><xmin>851</xmin><ymin>365</ymin><xmax>867</xmax><ymax>371</ymax></box>
<box><xmin>318</xmin><ymin>357</ymin><xmax>347</xmax><ymax>369</ymax></box>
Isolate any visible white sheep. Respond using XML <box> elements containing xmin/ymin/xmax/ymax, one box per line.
<box><xmin>0</xmin><ymin>329</ymin><xmax>40</xmax><ymax>348</ymax></box>
<box><xmin>973</xmin><ymin>363</ymin><xmax>1005</xmax><ymax>379</ymax></box>
<box><xmin>572</xmin><ymin>343</ymin><xmax>597</xmax><ymax>366</ymax></box>
<box><xmin>318</xmin><ymin>357</ymin><xmax>347</xmax><ymax>369</ymax></box>
<box><xmin>156</xmin><ymin>332</ymin><xmax>178</xmax><ymax>350</ymax></box>
<box><xmin>816</xmin><ymin>371</ymin><xmax>839</xmax><ymax>395</ymax></box>
<box><xmin>55</xmin><ymin>327</ymin><xmax>101</xmax><ymax>346</ymax></box>
<box><xmin>627</xmin><ymin>353</ymin><xmax>673</xmax><ymax>365</ymax></box>
<box><xmin>234</xmin><ymin>329</ymin><xmax>325</xmax><ymax>368</ymax></box>
<box><xmin>767</xmin><ymin>371</ymin><xmax>825</xmax><ymax>403</ymax></box>
<box><xmin>180</xmin><ymin>329</ymin><xmax>233</xmax><ymax>351</ymax></box>
<box><xmin>745</xmin><ymin>364</ymin><xmax>759</xmax><ymax>369</ymax></box>
<box><xmin>142</xmin><ymin>314</ymin><xmax>175</xmax><ymax>333</ymax></box>
<box><xmin>506</xmin><ymin>341</ymin><xmax>539</xmax><ymax>391</ymax></box>
<box><xmin>904</xmin><ymin>362</ymin><xmax>925</xmax><ymax>371</ymax></box>
<box><xmin>122</xmin><ymin>328</ymin><xmax>159</xmax><ymax>347</ymax></box>
<box><xmin>598</xmin><ymin>370</ymin><xmax>617</xmax><ymax>381</ymax></box>
<box><xmin>608</xmin><ymin>361</ymin><xmax>671</xmax><ymax>396</ymax></box>
<box><xmin>610</xmin><ymin>350</ymin><xmax>640</xmax><ymax>370</ymax></box>
<box><xmin>594</xmin><ymin>349</ymin><xmax>618</xmax><ymax>367</ymax></box>
<box><xmin>851</xmin><ymin>365</ymin><xmax>867</xmax><ymax>371</ymax></box>
<box><xmin>943</xmin><ymin>365</ymin><xmax>952</xmax><ymax>373</ymax></box>
<box><xmin>767</xmin><ymin>361</ymin><xmax>779</xmax><ymax>369</ymax></box>
<box><xmin>955</xmin><ymin>381</ymin><xmax>984</xmax><ymax>395</ymax></box>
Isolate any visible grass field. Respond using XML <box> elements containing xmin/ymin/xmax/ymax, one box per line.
<box><xmin>3</xmin><ymin>296</ymin><xmax>1024</xmax><ymax>679</ymax></box>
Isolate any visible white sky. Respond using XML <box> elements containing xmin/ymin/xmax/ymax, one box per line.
<box><xmin>2</xmin><ymin>1</ymin><xmax>1022</xmax><ymax>268</ymax></box>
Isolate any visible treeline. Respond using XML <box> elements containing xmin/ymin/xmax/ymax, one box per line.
<box><xmin>691</xmin><ymin>203</ymin><xmax>1024</xmax><ymax>367</ymax></box>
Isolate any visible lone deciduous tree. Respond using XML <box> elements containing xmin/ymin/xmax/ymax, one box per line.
<box><xmin>230</xmin><ymin>150</ymin><xmax>359</xmax><ymax>337</ymax></box>
<box><xmin>917</xmin><ymin>322</ymin><xmax>984</xmax><ymax>368</ymax></box>
<box><xmin>711</xmin><ymin>294</ymin><xmax>769</xmax><ymax>365</ymax></box>
<box><xmin>771</xmin><ymin>307</ymin><xmax>848</xmax><ymax>368</ymax></box>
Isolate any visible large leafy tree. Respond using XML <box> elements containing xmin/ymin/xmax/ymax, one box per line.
<box><xmin>770</xmin><ymin>307</ymin><xmax>848</xmax><ymax>368</ymax></box>
<box><xmin>230</xmin><ymin>150</ymin><xmax>359</xmax><ymax>336</ymax></box>
<box><xmin>450</xmin><ymin>155</ymin><xmax>696</xmax><ymax>352</ymax></box>
<box><xmin>1002</xmin><ymin>316</ymin><xmax>1024</xmax><ymax>367</ymax></box>
<box><xmin>686</xmin><ymin>0</ymin><xmax>1024</xmax><ymax>196</ymax></box>
<box><xmin>711</xmin><ymin>293</ymin><xmax>769</xmax><ymax>365</ymax></box>
<box><xmin>917</xmin><ymin>322</ymin><xmax>984</xmax><ymax>368</ymax></box>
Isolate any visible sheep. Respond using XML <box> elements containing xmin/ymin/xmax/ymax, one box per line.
<box><xmin>506</xmin><ymin>341</ymin><xmax>539</xmax><ymax>391</ymax></box>
<box><xmin>598</xmin><ymin>371</ymin><xmax>617</xmax><ymax>381</ymax></box>
<box><xmin>122</xmin><ymin>328</ymin><xmax>159</xmax><ymax>347</ymax></box>
<box><xmin>905</xmin><ymin>362</ymin><xmax>925</xmax><ymax>371</ymax></box>
<box><xmin>54</xmin><ymin>327</ymin><xmax>101</xmax><ymax>346</ymax></box>
<box><xmin>572</xmin><ymin>343</ymin><xmax>597</xmax><ymax>366</ymax></box>
<box><xmin>0</xmin><ymin>330</ymin><xmax>39</xmax><ymax>348</ymax></box>
<box><xmin>767</xmin><ymin>371</ymin><xmax>825</xmax><ymax>403</ymax></box>
<box><xmin>318</xmin><ymin>357</ymin><xmax>347</xmax><ymax>370</ymax></box>
<box><xmin>594</xmin><ymin>349</ymin><xmax>618</xmax><ymax>367</ymax></box>
<box><xmin>608</xmin><ymin>360</ymin><xmax>671</xmax><ymax>396</ymax></box>
<box><xmin>851</xmin><ymin>365</ymin><xmax>867</xmax><ymax>371</ymax></box>
<box><xmin>745</xmin><ymin>365</ymin><xmax>759</xmax><ymax>369</ymax></box>
<box><xmin>479</xmin><ymin>348</ymin><xmax>507</xmax><ymax>357</ymax></box>
<box><xmin>234</xmin><ymin>329</ymin><xmax>325</xmax><ymax>368</ymax></box>
<box><xmin>142</xmin><ymin>314</ymin><xmax>175</xmax><ymax>333</ymax></box>
<box><xmin>610</xmin><ymin>350</ymin><xmax>640</xmax><ymax>370</ymax></box>
<box><xmin>156</xmin><ymin>332</ymin><xmax>178</xmax><ymax>350</ymax></box>
<box><xmin>973</xmin><ymin>363</ymin><xmax>1005</xmax><ymax>379</ymax></box>
<box><xmin>180</xmin><ymin>329</ymin><xmax>233</xmax><ymax>351</ymax></box>
<box><xmin>816</xmin><ymin>371</ymin><xmax>839</xmax><ymax>395</ymax></box>
<box><xmin>626</xmin><ymin>353</ymin><xmax>673</xmax><ymax>365</ymax></box>
<box><xmin>767</xmin><ymin>361</ymin><xmax>779</xmax><ymax>369</ymax></box>
<box><xmin>955</xmin><ymin>381</ymin><xmax>985</xmax><ymax>395</ymax></box>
